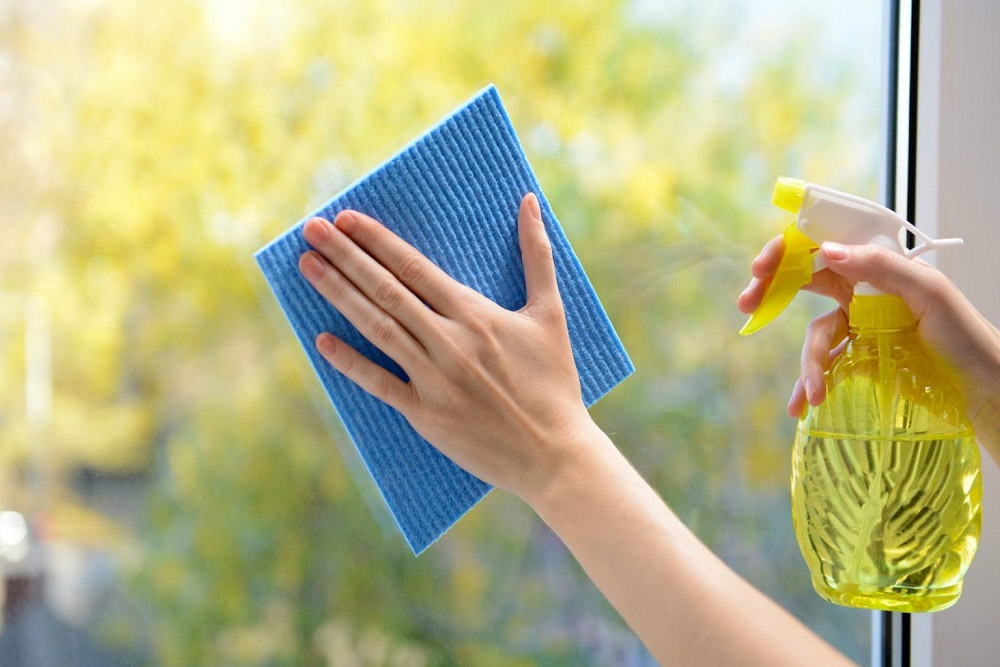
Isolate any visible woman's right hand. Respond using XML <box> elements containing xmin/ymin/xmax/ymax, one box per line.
<box><xmin>738</xmin><ymin>237</ymin><xmax>1000</xmax><ymax>462</ymax></box>
<box><xmin>298</xmin><ymin>194</ymin><xmax>595</xmax><ymax>503</ymax></box>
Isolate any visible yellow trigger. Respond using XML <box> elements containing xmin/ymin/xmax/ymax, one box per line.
<box><xmin>740</xmin><ymin>221</ymin><xmax>818</xmax><ymax>336</ymax></box>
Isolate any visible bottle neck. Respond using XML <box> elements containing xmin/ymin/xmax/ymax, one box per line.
<box><xmin>848</xmin><ymin>294</ymin><xmax>916</xmax><ymax>333</ymax></box>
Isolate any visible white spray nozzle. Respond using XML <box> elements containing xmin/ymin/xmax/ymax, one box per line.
<box><xmin>791</xmin><ymin>181</ymin><xmax>963</xmax><ymax>259</ymax></box>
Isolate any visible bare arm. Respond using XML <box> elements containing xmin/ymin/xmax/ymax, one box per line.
<box><xmin>531</xmin><ymin>419</ymin><xmax>850</xmax><ymax>666</ymax></box>
<box><xmin>298</xmin><ymin>194</ymin><xmax>852</xmax><ymax>665</ymax></box>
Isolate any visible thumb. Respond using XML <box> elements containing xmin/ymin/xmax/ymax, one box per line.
<box><xmin>819</xmin><ymin>242</ymin><xmax>940</xmax><ymax>316</ymax></box>
<box><xmin>518</xmin><ymin>193</ymin><xmax>560</xmax><ymax>310</ymax></box>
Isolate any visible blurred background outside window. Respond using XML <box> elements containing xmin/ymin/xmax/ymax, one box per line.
<box><xmin>0</xmin><ymin>0</ymin><xmax>882</xmax><ymax>664</ymax></box>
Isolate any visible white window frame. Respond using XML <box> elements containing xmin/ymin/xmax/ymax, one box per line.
<box><xmin>882</xmin><ymin>1</ymin><xmax>1000</xmax><ymax>666</ymax></box>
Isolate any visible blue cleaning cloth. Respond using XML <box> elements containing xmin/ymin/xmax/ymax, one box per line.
<box><xmin>255</xmin><ymin>85</ymin><xmax>633</xmax><ymax>554</ymax></box>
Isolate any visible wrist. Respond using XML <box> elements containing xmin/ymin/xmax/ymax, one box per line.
<box><xmin>958</xmin><ymin>323</ymin><xmax>1000</xmax><ymax>463</ymax></box>
<box><xmin>517</xmin><ymin>413</ymin><xmax>616</xmax><ymax>512</ymax></box>
<box><xmin>970</xmin><ymin>389</ymin><xmax>1000</xmax><ymax>465</ymax></box>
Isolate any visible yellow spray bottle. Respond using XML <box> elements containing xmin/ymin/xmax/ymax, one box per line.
<box><xmin>743</xmin><ymin>178</ymin><xmax>982</xmax><ymax>612</ymax></box>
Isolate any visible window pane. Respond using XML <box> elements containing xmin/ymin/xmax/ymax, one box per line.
<box><xmin>0</xmin><ymin>0</ymin><xmax>881</xmax><ymax>664</ymax></box>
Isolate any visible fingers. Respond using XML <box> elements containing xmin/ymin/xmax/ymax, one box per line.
<box><xmin>750</xmin><ymin>234</ymin><xmax>785</xmax><ymax>279</ymax></box>
<box><xmin>299</xmin><ymin>248</ymin><xmax>425</xmax><ymax>369</ymax></box>
<box><xmin>738</xmin><ymin>235</ymin><xmax>783</xmax><ymax>313</ymax></box>
<box><xmin>517</xmin><ymin>193</ymin><xmax>561</xmax><ymax>315</ymax></box>
<box><xmin>788</xmin><ymin>311</ymin><xmax>849</xmax><ymax>416</ymax></box>
<box><xmin>331</xmin><ymin>210</ymin><xmax>471</xmax><ymax>317</ymax></box>
<box><xmin>787</xmin><ymin>377</ymin><xmax>807</xmax><ymax>418</ymax></box>
<box><xmin>740</xmin><ymin>267</ymin><xmax>854</xmax><ymax>315</ymax></box>
<box><xmin>315</xmin><ymin>333</ymin><xmax>415</xmax><ymax>413</ymax></box>
<box><xmin>303</xmin><ymin>217</ymin><xmax>439</xmax><ymax>342</ymax></box>
<box><xmin>801</xmin><ymin>270</ymin><xmax>855</xmax><ymax>310</ymax></box>
<box><xmin>818</xmin><ymin>242</ymin><xmax>941</xmax><ymax>316</ymax></box>
<box><xmin>737</xmin><ymin>276</ymin><xmax>770</xmax><ymax>314</ymax></box>
<box><xmin>799</xmin><ymin>307</ymin><xmax>848</xmax><ymax>406</ymax></box>
<box><xmin>739</xmin><ymin>232</ymin><xmax>856</xmax><ymax>315</ymax></box>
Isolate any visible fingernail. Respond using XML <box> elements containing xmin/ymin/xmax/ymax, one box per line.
<box><xmin>526</xmin><ymin>193</ymin><xmax>541</xmax><ymax>220</ymax></box>
<box><xmin>822</xmin><ymin>242</ymin><xmax>848</xmax><ymax>261</ymax></box>
<box><xmin>303</xmin><ymin>218</ymin><xmax>330</xmax><ymax>245</ymax></box>
<box><xmin>317</xmin><ymin>334</ymin><xmax>336</xmax><ymax>356</ymax></box>
<box><xmin>804</xmin><ymin>377</ymin><xmax>817</xmax><ymax>403</ymax></box>
<box><xmin>335</xmin><ymin>211</ymin><xmax>358</xmax><ymax>234</ymax></box>
<box><xmin>299</xmin><ymin>252</ymin><xmax>325</xmax><ymax>280</ymax></box>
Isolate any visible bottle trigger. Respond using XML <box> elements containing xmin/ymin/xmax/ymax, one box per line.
<box><xmin>740</xmin><ymin>220</ymin><xmax>818</xmax><ymax>336</ymax></box>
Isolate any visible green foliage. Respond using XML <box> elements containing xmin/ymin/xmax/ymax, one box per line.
<box><xmin>0</xmin><ymin>0</ymin><xmax>880</xmax><ymax>664</ymax></box>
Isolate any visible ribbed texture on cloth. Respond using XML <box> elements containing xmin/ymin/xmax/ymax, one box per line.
<box><xmin>255</xmin><ymin>85</ymin><xmax>633</xmax><ymax>553</ymax></box>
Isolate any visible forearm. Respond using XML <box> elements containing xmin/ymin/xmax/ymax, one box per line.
<box><xmin>527</xmin><ymin>419</ymin><xmax>853</xmax><ymax>667</ymax></box>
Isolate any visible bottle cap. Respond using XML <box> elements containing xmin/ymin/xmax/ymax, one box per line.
<box><xmin>849</xmin><ymin>294</ymin><xmax>916</xmax><ymax>330</ymax></box>
<box><xmin>772</xmin><ymin>177</ymin><xmax>806</xmax><ymax>212</ymax></box>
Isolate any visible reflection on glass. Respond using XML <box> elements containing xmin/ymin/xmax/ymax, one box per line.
<box><xmin>1</xmin><ymin>0</ymin><xmax>881</xmax><ymax>664</ymax></box>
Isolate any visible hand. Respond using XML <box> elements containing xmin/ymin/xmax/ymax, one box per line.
<box><xmin>297</xmin><ymin>193</ymin><xmax>593</xmax><ymax>501</ymax></box>
<box><xmin>738</xmin><ymin>236</ymin><xmax>1000</xmax><ymax>459</ymax></box>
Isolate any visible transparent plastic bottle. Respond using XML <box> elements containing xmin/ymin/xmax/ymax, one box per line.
<box><xmin>790</xmin><ymin>294</ymin><xmax>982</xmax><ymax>612</ymax></box>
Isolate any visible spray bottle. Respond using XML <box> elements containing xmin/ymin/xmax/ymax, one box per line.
<box><xmin>742</xmin><ymin>177</ymin><xmax>982</xmax><ymax>612</ymax></box>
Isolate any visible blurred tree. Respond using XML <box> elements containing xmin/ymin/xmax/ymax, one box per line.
<box><xmin>0</xmin><ymin>0</ymin><xmax>879</xmax><ymax>664</ymax></box>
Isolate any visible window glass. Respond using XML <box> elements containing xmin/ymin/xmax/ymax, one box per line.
<box><xmin>0</xmin><ymin>0</ymin><xmax>882</xmax><ymax>664</ymax></box>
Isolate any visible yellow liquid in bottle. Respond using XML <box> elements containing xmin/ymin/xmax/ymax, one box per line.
<box><xmin>790</xmin><ymin>298</ymin><xmax>982</xmax><ymax>612</ymax></box>
<box><xmin>792</xmin><ymin>430</ymin><xmax>982</xmax><ymax>612</ymax></box>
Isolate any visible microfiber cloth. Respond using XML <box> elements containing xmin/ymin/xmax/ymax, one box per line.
<box><xmin>255</xmin><ymin>85</ymin><xmax>633</xmax><ymax>554</ymax></box>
